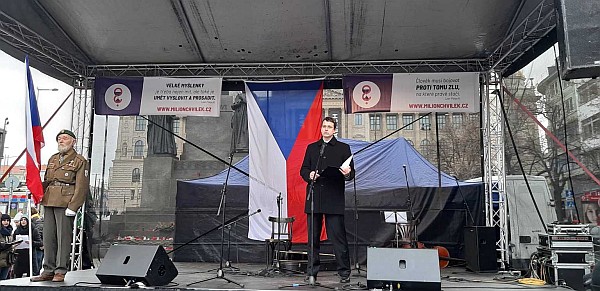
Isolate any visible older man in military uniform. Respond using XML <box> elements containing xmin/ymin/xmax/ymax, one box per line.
<box><xmin>31</xmin><ymin>129</ymin><xmax>89</xmax><ymax>282</ymax></box>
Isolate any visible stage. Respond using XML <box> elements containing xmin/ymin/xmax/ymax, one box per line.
<box><xmin>0</xmin><ymin>262</ymin><xmax>571</xmax><ymax>291</ymax></box>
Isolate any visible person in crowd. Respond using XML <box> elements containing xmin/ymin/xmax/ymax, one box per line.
<box><xmin>30</xmin><ymin>207</ymin><xmax>44</xmax><ymax>276</ymax></box>
<box><xmin>300</xmin><ymin>117</ymin><xmax>355</xmax><ymax>284</ymax></box>
<box><xmin>583</xmin><ymin>202</ymin><xmax>599</xmax><ymax>226</ymax></box>
<box><xmin>11</xmin><ymin>210</ymin><xmax>23</xmax><ymax>230</ymax></box>
<box><xmin>30</xmin><ymin>129</ymin><xmax>89</xmax><ymax>283</ymax></box>
<box><xmin>0</xmin><ymin>213</ymin><xmax>15</xmax><ymax>280</ymax></box>
<box><xmin>12</xmin><ymin>217</ymin><xmax>43</xmax><ymax>278</ymax></box>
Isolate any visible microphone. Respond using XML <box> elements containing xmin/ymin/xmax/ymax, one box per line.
<box><xmin>319</xmin><ymin>143</ymin><xmax>327</xmax><ymax>156</ymax></box>
<box><xmin>249</xmin><ymin>209</ymin><xmax>261</xmax><ymax>217</ymax></box>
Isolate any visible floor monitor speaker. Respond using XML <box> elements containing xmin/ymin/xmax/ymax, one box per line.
<box><xmin>96</xmin><ymin>245</ymin><xmax>178</xmax><ymax>286</ymax></box>
<box><xmin>367</xmin><ymin>247</ymin><xmax>441</xmax><ymax>290</ymax></box>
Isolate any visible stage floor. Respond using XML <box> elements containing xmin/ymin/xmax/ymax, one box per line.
<box><xmin>0</xmin><ymin>262</ymin><xmax>571</xmax><ymax>291</ymax></box>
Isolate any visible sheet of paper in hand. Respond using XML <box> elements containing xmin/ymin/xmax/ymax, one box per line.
<box><xmin>15</xmin><ymin>235</ymin><xmax>30</xmax><ymax>250</ymax></box>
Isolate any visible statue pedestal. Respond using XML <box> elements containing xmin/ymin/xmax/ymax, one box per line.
<box><xmin>141</xmin><ymin>155</ymin><xmax>178</xmax><ymax>210</ymax></box>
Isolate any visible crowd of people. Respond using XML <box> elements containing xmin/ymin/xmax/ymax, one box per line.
<box><xmin>0</xmin><ymin>207</ymin><xmax>44</xmax><ymax>280</ymax></box>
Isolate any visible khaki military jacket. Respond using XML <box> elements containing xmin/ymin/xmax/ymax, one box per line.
<box><xmin>41</xmin><ymin>148</ymin><xmax>89</xmax><ymax>211</ymax></box>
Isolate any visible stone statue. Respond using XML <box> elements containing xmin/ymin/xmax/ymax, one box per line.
<box><xmin>230</xmin><ymin>93</ymin><xmax>248</xmax><ymax>154</ymax></box>
<box><xmin>147</xmin><ymin>115</ymin><xmax>176</xmax><ymax>156</ymax></box>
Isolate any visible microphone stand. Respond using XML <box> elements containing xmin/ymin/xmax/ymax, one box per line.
<box><xmin>453</xmin><ymin>176</ymin><xmax>476</xmax><ymax>226</ymax></box>
<box><xmin>259</xmin><ymin>192</ymin><xmax>293</xmax><ymax>276</ymax></box>
<box><xmin>187</xmin><ymin>153</ymin><xmax>244</xmax><ymax>288</ymax></box>
<box><xmin>351</xmin><ymin>179</ymin><xmax>367</xmax><ymax>277</ymax></box>
<box><xmin>281</xmin><ymin>142</ymin><xmax>335</xmax><ymax>289</ymax></box>
<box><xmin>306</xmin><ymin>143</ymin><xmax>324</xmax><ymax>286</ymax></box>
<box><xmin>168</xmin><ymin>211</ymin><xmax>248</xmax><ymax>255</ymax></box>
<box><xmin>224</xmin><ymin>208</ymin><xmax>263</xmax><ymax>272</ymax></box>
<box><xmin>402</xmin><ymin>165</ymin><xmax>418</xmax><ymax>247</ymax></box>
<box><xmin>223</xmin><ymin>222</ymin><xmax>240</xmax><ymax>272</ymax></box>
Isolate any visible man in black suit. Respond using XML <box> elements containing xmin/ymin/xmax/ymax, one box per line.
<box><xmin>300</xmin><ymin>116</ymin><xmax>355</xmax><ymax>283</ymax></box>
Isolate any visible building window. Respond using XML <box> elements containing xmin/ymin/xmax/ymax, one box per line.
<box><xmin>582</xmin><ymin>113</ymin><xmax>600</xmax><ymax>140</ymax></box>
<box><xmin>452</xmin><ymin>113</ymin><xmax>463</xmax><ymax>125</ymax></box>
<box><xmin>386</xmin><ymin>114</ymin><xmax>398</xmax><ymax>130</ymax></box>
<box><xmin>130</xmin><ymin>190</ymin><xmax>136</xmax><ymax>200</ymax></box>
<box><xmin>369</xmin><ymin>114</ymin><xmax>381</xmax><ymax>131</ymax></box>
<box><xmin>354</xmin><ymin>114</ymin><xmax>363</xmax><ymax>126</ymax></box>
<box><xmin>133</xmin><ymin>140</ymin><xmax>144</xmax><ymax>157</ymax></box>
<box><xmin>565</xmin><ymin>98</ymin><xmax>574</xmax><ymax>113</ymax></box>
<box><xmin>172</xmin><ymin>119</ymin><xmax>180</xmax><ymax>134</ymax></box>
<box><xmin>403</xmin><ymin>114</ymin><xmax>414</xmax><ymax>130</ymax></box>
<box><xmin>419</xmin><ymin>115</ymin><xmax>430</xmax><ymax>128</ymax></box>
<box><xmin>420</xmin><ymin>139</ymin><xmax>430</xmax><ymax>154</ymax></box>
<box><xmin>132</xmin><ymin>168</ymin><xmax>140</xmax><ymax>182</ymax></box>
<box><xmin>121</xmin><ymin>142</ymin><xmax>128</xmax><ymax>157</ymax></box>
<box><xmin>469</xmin><ymin>113</ymin><xmax>479</xmax><ymax>122</ymax></box>
<box><xmin>437</xmin><ymin>114</ymin><xmax>446</xmax><ymax>130</ymax></box>
<box><xmin>331</xmin><ymin>112</ymin><xmax>339</xmax><ymax>124</ymax></box>
<box><xmin>135</xmin><ymin>116</ymin><xmax>146</xmax><ymax>131</ymax></box>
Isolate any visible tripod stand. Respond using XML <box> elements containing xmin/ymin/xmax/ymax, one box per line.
<box><xmin>223</xmin><ymin>222</ymin><xmax>240</xmax><ymax>272</ymax></box>
<box><xmin>187</xmin><ymin>153</ymin><xmax>244</xmax><ymax>288</ymax></box>
<box><xmin>402</xmin><ymin>165</ymin><xmax>418</xmax><ymax>246</ymax></box>
<box><xmin>351</xmin><ymin>179</ymin><xmax>367</xmax><ymax>277</ymax></box>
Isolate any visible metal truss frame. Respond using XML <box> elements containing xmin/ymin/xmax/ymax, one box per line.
<box><xmin>0</xmin><ymin>11</ymin><xmax>87</xmax><ymax>79</ymax></box>
<box><xmin>0</xmin><ymin>1</ymin><xmax>554</xmax><ymax>271</ymax></box>
<box><xmin>70</xmin><ymin>203</ymin><xmax>85</xmax><ymax>271</ymax></box>
<box><xmin>71</xmin><ymin>78</ymin><xmax>93</xmax><ymax>157</ymax></box>
<box><xmin>87</xmin><ymin>59</ymin><xmax>488</xmax><ymax>79</ymax></box>
<box><xmin>489</xmin><ymin>0</ymin><xmax>556</xmax><ymax>72</ymax></box>
<box><xmin>482</xmin><ymin>72</ymin><xmax>509</xmax><ymax>269</ymax></box>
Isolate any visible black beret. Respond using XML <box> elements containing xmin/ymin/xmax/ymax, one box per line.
<box><xmin>56</xmin><ymin>129</ymin><xmax>76</xmax><ymax>141</ymax></box>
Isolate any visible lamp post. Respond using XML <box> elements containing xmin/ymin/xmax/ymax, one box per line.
<box><xmin>0</xmin><ymin>118</ymin><xmax>8</xmax><ymax>166</ymax></box>
<box><xmin>421</xmin><ymin>123</ymin><xmax>431</xmax><ymax>156</ymax></box>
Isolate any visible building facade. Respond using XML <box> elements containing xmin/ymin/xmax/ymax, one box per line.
<box><xmin>537</xmin><ymin>66</ymin><xmax>600</xmax><ymax>222</ymax></box>
<box><xmin>107</xmin><ymin>116</ymin><xmax>186</xmax><ymax>213</ymax></box>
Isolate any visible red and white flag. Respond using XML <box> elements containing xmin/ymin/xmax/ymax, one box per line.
<box><xmin>25</xmin><ymin>56</ymin><xmax>45</xmax><ymax>204</ymax></box>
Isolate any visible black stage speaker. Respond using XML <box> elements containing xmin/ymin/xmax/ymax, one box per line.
<box><xmin>96</xmin><ymin>245</ymin><xmax>178</xmax><ymax>286</ymax></box>
<box><xmin>367</xmin><ymin>247</ymin><xmax>441</xmax><ymax>290</ymax></box>
<box><xmin>464</xmin><ymin>226</ymin><xmax>497</xmax><ymax>272</ymax></box>
<box><xmin>555</xmin><ymin>0</ymin><xmax>600</xmax><ymax>80</ymax></box>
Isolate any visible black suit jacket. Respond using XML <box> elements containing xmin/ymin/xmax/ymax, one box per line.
<box><xmin>300</xmin><ymin>137</ymin><xmax>355</xmax><ymax>214</ymax></box>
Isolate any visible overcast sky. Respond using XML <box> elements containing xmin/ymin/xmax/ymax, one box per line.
<box><xmin>0</xmin><ymin>50</ymin><xmax>117</xmax><ymax>179</ymax></box>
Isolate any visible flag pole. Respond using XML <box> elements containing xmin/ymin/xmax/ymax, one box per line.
<box><xmin>0</xmin><ymin>92</ymin><xmax>72</xmax><ymax>183</ymax></box>
<box><xmin>28</xmin><ymin>194</ymin><xmax>33</xmax><ymax>277</ymax></box>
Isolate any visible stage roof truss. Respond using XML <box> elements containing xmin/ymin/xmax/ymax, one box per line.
<box><xmin>489</xmin><ymin>0</ymin><xmax>556</xmax><ymax>72</ymax></box>
<box><xmin>0</xmin><ymin>10</ymin><xmax>87</xmax><ymax>79</ymax></box>
<box><xmin>88</xmin><ymin>59</ymin><xmax>488</xmax><ymax>80</ymax></box>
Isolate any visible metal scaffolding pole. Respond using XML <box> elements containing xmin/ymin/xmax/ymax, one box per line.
<box><xmin>71</xmin><ymin>78</ymin><xmax>93</xmax><ymax>156</ymax></box>
<box><xmin>482</xmin><ymin>72</ymin><xmax>509</xmax><ymax>269</ymax></box>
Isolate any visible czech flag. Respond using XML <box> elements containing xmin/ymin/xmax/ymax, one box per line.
<box><xmin>245</xmin><ymin>79</ymin><xmax>324</xmax><ymax>243</ymax></box>
<box><xmin>25</xmin><ymin>56</ymin><xmax>45</xmax><ymax>204</ymax></box>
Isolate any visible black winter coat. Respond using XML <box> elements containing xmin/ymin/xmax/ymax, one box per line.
<box><xmin>301</xmin><ymin>137</ymin><xmax>354</xmax><ymax>214</ymax></box>
<box><xmin>12</xmin><ymin>219</ymin><xmax>43</xmax><ymax>277</ymax></box>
